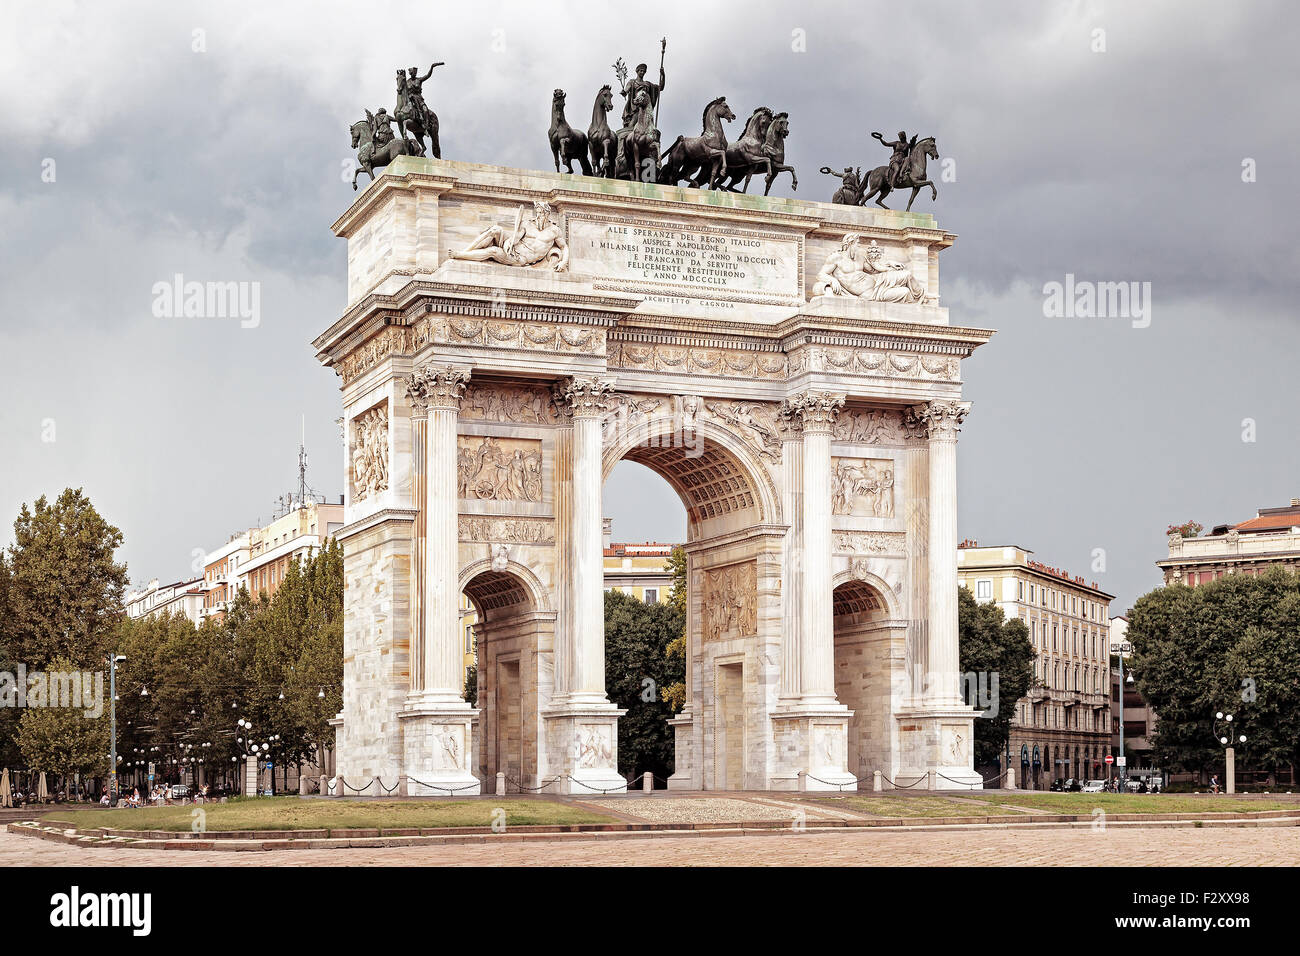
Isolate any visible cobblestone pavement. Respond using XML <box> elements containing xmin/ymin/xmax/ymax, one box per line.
<box><xmin>5</xmin><ymin>824</ymin><xmax>1299</xmax><ymax>867</ymax></box>
<box><xmin>583</xmin><ymin>796</ymin><xmax>843</xmax><ymax>823</ymax></box>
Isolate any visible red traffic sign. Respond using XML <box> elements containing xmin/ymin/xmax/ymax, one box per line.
<box><xmin>1105</xmin><ymin>754</ymin><xmax>1114</xmax><ymax>765</ymax></box>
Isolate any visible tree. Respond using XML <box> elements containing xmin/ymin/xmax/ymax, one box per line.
<box><xmin>14</xmin><ymin>654</ymin><xmax>110</xmax><ymax>783</ymax></box>
<box><xmin>957</xmin><ymin>586</ymin><xmax>1035</xmax><ymax>768</ymax></box>
<box><xmin>1129</xmin><ymin>569</ymin><xmax>1300</xmax><ymax>781</ymax></box>
<box><xmin>3</xmin><ymin>488</ymin><xmax>128</xmax><ymax>671</ymax></box>
<box><xmin>660</xmin><ymin>546</ymin><xmax>688</xmax><ymax>713</ymax></box>
<box><xmin>604</xmin><ymin>589</ymin><xmax>685</xmax><ymax>782</ymax></box>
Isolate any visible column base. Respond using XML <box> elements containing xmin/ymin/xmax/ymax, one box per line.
<box><xmin>399</xmin><ymin>704</ymin><xmax>481</xmax><ymax>797</ymax></box>
<box><xmin>770</xmin><ymin>706</ymin><xmax>858</xmax><ymax>793</ymax></box>
<box><xmin>666</xmin><ymin>713</ymin><xmax>697</xmax><ymax>791</ymax></box>
<box><xmin>895</xmin><ymin>705</ymin><xmax>981</xmax><ymax>791</ymax></box>
<box><xmin>542</xmin><ymin>702</ymin><xmax>628</xmax><ymax>794</ymax></box>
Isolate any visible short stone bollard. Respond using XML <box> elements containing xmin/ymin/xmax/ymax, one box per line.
<box><xmin>319</xmin><ymin>774</ymin><xmax>328</xmax><ymax>797</ymax></box>
<box><xmin>299</xmin><ymin>776</ymin><xmax>309</xmax><ymax>796</ymax></box>
<box><xmin>496</xmin><ymin>772</ymin><xmax>506</xmax><ymax>796</ymax></box>
<box><xmin>797</xmin><ymin>770</ymin><xmax>808</xmax><ymax>792</ymax></box>
<box><xmin>873</xmin><ymin>770</ymin><xmax>883</xmax><ymax>792</ymax></box>
<box><xmin>642</xmin><ymin>772</ymin><xmax>653</xmax><ymax>792</ymax></box>
<box><xmin>1005</xmin><ymin>766</ymin><xmax>1016</xmax><ymax>790</ymax></box>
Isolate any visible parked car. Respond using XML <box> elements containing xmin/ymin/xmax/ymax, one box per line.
<box><xmin>1050</xmin><ymin>779</ymin><xmax>1064</xmax><ymax>791</ymax></box>
<box><xmin>169</xmin><ymin>784</ymin><xmax>190</xmax><ymax>800</ymax></box>
<box><xmin>1082</xmin><ymin>780</ymin><xmax>1106</xmax><ymax>793</ymax></box>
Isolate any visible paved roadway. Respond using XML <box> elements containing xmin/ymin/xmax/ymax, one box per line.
<box><xmin>4</xmin><ymin>824</ymin><xmax>1298</xmax><ymax>866</ymax></box>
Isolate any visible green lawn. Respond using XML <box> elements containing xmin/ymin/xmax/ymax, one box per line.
<box><xmin>809</xmin><ymin>795</ymin><xmax>1023</xmax><ymax>818</ymax></box>
<box><xmin>42</xmin><ymin>797</ymin><xmax>617</xmax><ymax>833</ymax></box>
<box><xmin>961</xmin><ymin>793</ymin><xmax>1296</xmax><ymax>815</ymax></box>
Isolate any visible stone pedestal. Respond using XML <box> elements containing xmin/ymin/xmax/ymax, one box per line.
<box><xmin>543</xmin><ymin>707</ymin><xmax>627</xmax><ymax>794</ymax></box>
<box><xmin>895</xmin><ymin>708</ymin><xmax>982</xmax><ymax>789</ymax></box>
<box><xmin>666</xmin><ymin>714</ymin><xmax>697</xmax><ymax>790</ymax></box>
<box><xmin>770</xmin><ymin>712</ymin><xmax>857</xmax><ymax>791</ymax></box>
<box><xmin>399</xmin><ymin>706</ymin><xmax>480</xmax><ymax>796</ymax></box>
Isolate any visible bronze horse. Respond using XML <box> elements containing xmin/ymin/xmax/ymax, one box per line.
<box><xmin>549</xmin><ymin>89</ymin><xmax>593</xmax><ymax>175</ymax></box>
<box><xmin>587</xmin><ymin>85</ymin><xmax>617</xmax><ymax>178</ymax></box>
<box><xmin>718</xmin><ymin>107</ymin><xmax>797</xmax><ymax>195</ymax></box>
<box><xmin>350</xmin><ymin>113</ymin><xmax>415</xmax><ymax>190</ymax></box>
<box><xmin>657</xmin><ymin>96</ymin><xmax>735</xmax><ymax>189</ymax></box>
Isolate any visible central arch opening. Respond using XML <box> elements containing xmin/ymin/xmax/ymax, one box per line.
<box><xmin>603</xmin><ymin>415</ymin><xmax>779</xmax><ymax>790</ymax></box>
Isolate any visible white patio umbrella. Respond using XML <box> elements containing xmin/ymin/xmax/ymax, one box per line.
<box><xmin>37</xmin><ymin>771</ymin><xmax>48</xmax><ymax>802</ymax></box>
<box><xmin>0</xmin><ymin>768</ymin><xmax>11</xmax><ymax>808</ymax></box>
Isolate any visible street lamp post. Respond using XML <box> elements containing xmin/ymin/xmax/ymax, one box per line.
<box><xmin>1213</xmin><ymin>711</ymin><xmax>1246</xmax><ymax>794</ymax></box>
<box><xmin>105</xmin><ymin>653</ymin><xmax>126</xmax><ymax>802</ymax></box>
<box><xmin>1111</xmin><ymin>641</ymin><xmax>1133</xmax><ymax>792</ymax></box>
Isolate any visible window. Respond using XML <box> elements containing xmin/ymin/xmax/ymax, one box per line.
<box><xmin>644</xmin><ymin>588</ymin><xmax>658</xmax><ymax>604</ymax></box>
<box><xmin>1029</xmin><ymin>584</ymin><xmax>1035</xmax><ymax>602</ymax></box>
<box><xmin>1018</xmin><ymin>580</ymin><xmax>1024</xmax><ymax>601</ymax></box>
<box><xmin>976</xmin><ymin>579</ymin><xmax>992</xmax><ymax>599</ymax></box>
<box><xmin>1052</xmin><ymin>624</ymin><xmax>1058</xmax><ymax>650</ymax></box>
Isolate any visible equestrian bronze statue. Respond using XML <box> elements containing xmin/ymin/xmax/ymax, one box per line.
<box><xmin>861</xmin><ymin>132</ymin><xmax>939</xmax><ymax>211</ymax></box>
<box><xmin>395</xmin><ymin>62</ymin><xmax>443</xmax><ymax>159</ymax></box>
<box><xmin>657</xmin><ymin>95</ymin><xmax>735</xmax><ymax>189</ymax></box>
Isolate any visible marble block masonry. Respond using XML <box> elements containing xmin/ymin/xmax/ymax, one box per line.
<box><xmin>313</xmin><ymin>155</ymin><xmax>995</xmax><ymax>793</ymax></box>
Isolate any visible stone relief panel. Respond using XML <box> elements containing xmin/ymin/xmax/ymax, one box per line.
<box><xmin>575</xmin><ymin>724</ymin><xmax>614</xmax><ymax>769</ymax></box>
<box><xmin>941</xmin><ymin>725</ymin><xmax>967</xmax><ymax>766</ymax></box>
<box><xmin>811</xmin><ymin>235</ymin><xmax>931</xmax><ymax>303</ymax></box>
<box><xmin>350</xmin><ymin>403</ymin><xmax>389</xmax><ymax>502</ymax></box>
<box><xmin>833</xmin><ymin>531</ymin><xmax>907</xmax><ymax>555</ymax></box>
<box><xmin>701</xmin><ymin>561</ymin><xmax>758</xmax><ymax>643</ymax></box>
<box><xmin>814</xmin><ymin>725</ymin><xmax>844</xmax><ymax>768</ymax></box>
<box><xmin>460</xmin><ymin>382</ymin><xmax>559</xmax><ymax>424</ymax></box>
<box><xmin>832</xmin><ymin>458</ymin><xmax>895</xmax><ymax>518</ymax></box>
<box><xmin>457</xmin><ymin>436</ymin><xmax>543</xmax><ymax>502</ymax></box>
<box><xmin>832</xmin><ymin>407</ymin><xmax>906</xmax><ymax>444</ymax></box>
<box><xmin>703</xmin><ymin>400</ymin><xmax>782</xmax><ymax>463</ymax></box>
<box><xmin>458</xmin><ymin>516</ymin><xmax>556</xmax><ymax>544</ymax></box>
<box><xmin>433</xmin><ymin>727</ymin><xmax>465</xmax><ymax>770</ymax></box>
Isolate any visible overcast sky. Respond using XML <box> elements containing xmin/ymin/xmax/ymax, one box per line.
<box><xmin>2</xmin><ymin>0</ymin><xmax>1297</xmax><ymax>612</ymax></box>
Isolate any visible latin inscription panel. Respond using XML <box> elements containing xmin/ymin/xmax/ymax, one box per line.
<box><xmin>567</xmin><ymin>214</ymin><xmax>802</xmax><ymax>306</ymax></box>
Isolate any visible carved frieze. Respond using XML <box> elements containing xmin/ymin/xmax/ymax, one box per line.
<box><xmin>701</xmin><ymin>560</ymin><xmax>758</xmax><ymax>643</ymax></box>
<box><xmin>350</xmin><ymin>403</ymin><xmax>390</xmax><ymax>502</ymax></box>
<box><xmin>460</xmin><ymin>382</ymin><xmax>559</xmax><ymax>424</ymax></box>
<box><xmin>790</xmin><ymin>347</ymin><xmax>960</xmax><ymax>382</ymax></box>
<box><xmin>608</xmin><ymin>341</ymin><xmax>788</xmax><ymax>380</ymax></box>
<box><xmin>336</xmin><ymin>318</ymin><xmax>602</xmax><ymax>386</ymax></box>
<box><xmin>832</xmin><ymin>457</ymin><xmax>895</xmax><ymax>518</ymax></box>
<box><xmin>575</xmin><ymin>724</ymin><xmax>615</xmax><ymax>769</ymax></box>
<box><xmin>458</xmin><ymin>516</ymin><xmax>555</xmax><ymax>544</ymax></box>
<box><xmin>832</xmin><ymin>531</ymin><xmax>907</xmax><ymax>555</ymax></box>
<box><xmin>457</xmin><ymin>436</ymin><xmax>543</xmax><ymax>501</ymax></box>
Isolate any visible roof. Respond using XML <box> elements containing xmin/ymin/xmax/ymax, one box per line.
<box><xmin>604</xmin><ymin>541</ymin><xmax>677</xmax><ymax>557</ymax></box>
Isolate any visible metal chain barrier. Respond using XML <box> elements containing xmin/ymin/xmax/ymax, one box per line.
<box><xmin>878</xmin><ymin>772</ymin><xmax>931</xmax><ymax>789</ymax></box>
<box><xmin>375</xmin><ymin>777</ymin><xmax>401</xmax><ymax>794</ymax></box>
<box><xmin>405</xmin><ymin>777</ymin><xmax>482</xmax><ymax>794</ymax></box>
<box><xmin>504</xmin><ymin>774</ymin><xmax>564</xmax><ymax>793</ymax></box>
<box><xmin>336</xmin><ymin>777</ymin><xmax>375</xmax><ymax>794</ymax></box>
<box><xmin>803</xmin><ymin>772</ymin><xmax>861</xmax><ymax>791</ymax></box>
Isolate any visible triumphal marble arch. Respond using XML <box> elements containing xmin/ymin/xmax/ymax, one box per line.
<box><xmin>314</xmin><ymin>155</ymin><xmax>993</xmax><ymax>794</ymax></box>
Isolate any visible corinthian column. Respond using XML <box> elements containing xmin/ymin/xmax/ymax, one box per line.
<box><xmin>407</xmin><ymin>363</ymin><xmax>472</xmax><ymax>706</ymax></box>
<box><xmin>557</xmin><ymin>376</ymin><xmax>613</xmax><ymax>705</ymax></box>
<box><xmin>787</xmin><ymin>390</ymin><xmax>845</xmax><ymax>704</ymax></box>
<box><xmin>406</xmin><ymin>388</ymin><xmax>429</xmax><ymax>694</ymax></box>
<box><xmin>916</xmin><ymin>399</ymin><xmax>971</xmax><ymax>707</ymax></box>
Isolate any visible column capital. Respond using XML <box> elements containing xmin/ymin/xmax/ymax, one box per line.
<box><xmin>909</xmin><ymin>400</ymin><xmax>971</xmax><ymax>442</ymax></box>
<box><xmin>554</xmin><ymin>376</ymin><xmax>614</xmax><ymax>420</ymax></box>
<box><xmin>781</xmin><ymin>390</ymin><xmax>846</xmax><ymax>434</ymax></box>
<box><xmin>407</xmin><ymin>364</ymin><xmax>471</xmax><ymax>413</ymax></box>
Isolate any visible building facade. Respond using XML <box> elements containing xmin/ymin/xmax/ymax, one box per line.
<box><xmin>238</xmin><ymin>499</ymin><xmax>345</xmax><ymax>601</ymax></box>
<box><xmin>957</xmin><ymin>543</ymin><xmax>1113</xmax><ymax>788</ymax></box>
<box><xmin>201</xmin><ymin>533</ymin><xmax>252</xmax><ymax>622</ymax></box>
<box><xmin>124</xmin><ymin>576</ymin><xmax>206</xmax><ymax>624</ymax></box>
<box><xmin>1158</xmin><ymin>498</ymin><xmax>1300</xmax><ymax>585</ymax></box>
